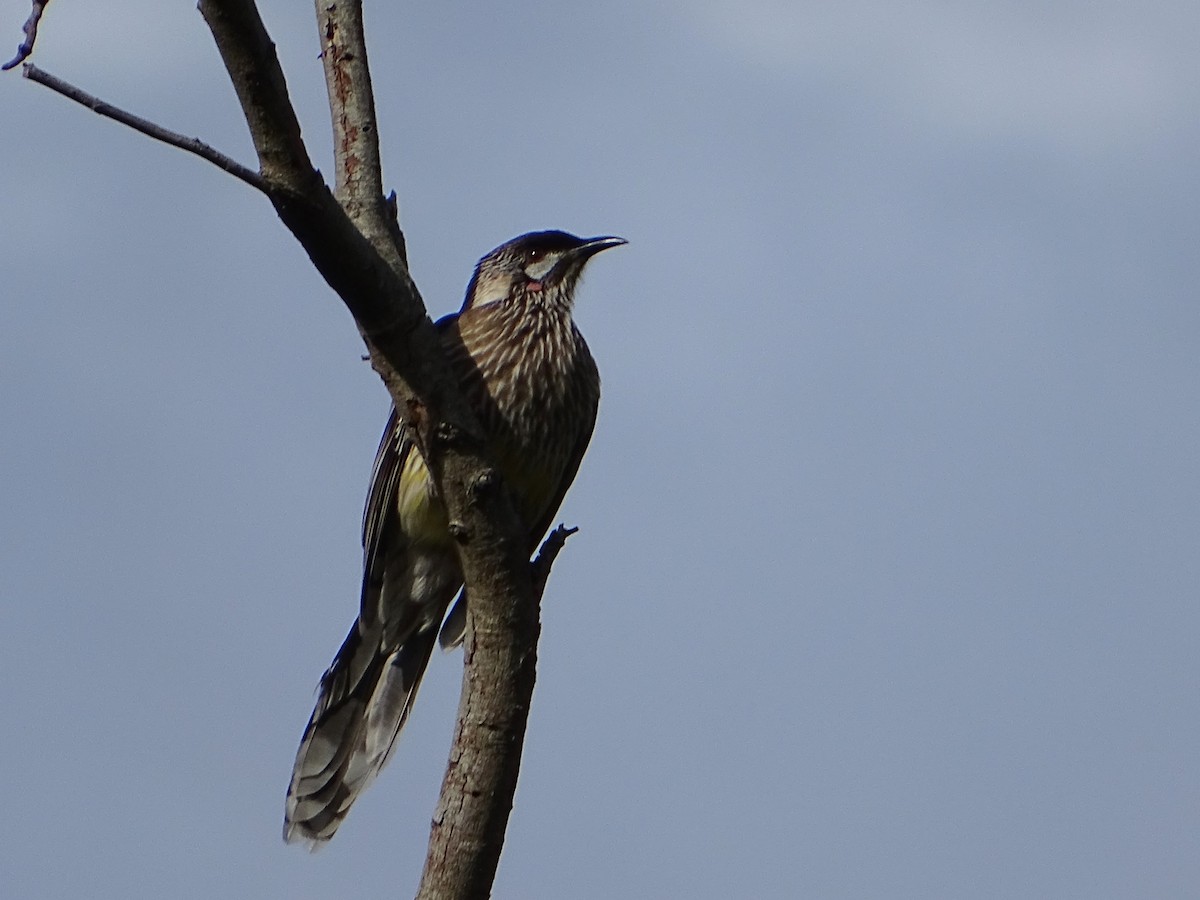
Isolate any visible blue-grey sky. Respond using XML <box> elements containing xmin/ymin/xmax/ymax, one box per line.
<box><xmin>3</xmin><ymin>2</ymin><xmax>1199</xmax><ymax>897</ymax></box>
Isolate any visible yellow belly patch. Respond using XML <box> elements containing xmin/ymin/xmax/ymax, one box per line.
<box><xmin>395</xmin><ymin>450</ymin><xmax>450</xmax><ymax>545</ymax></box>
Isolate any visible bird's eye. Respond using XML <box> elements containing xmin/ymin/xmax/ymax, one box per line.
<box><xmin>525</xmin><ymin>247</ymin><xmax>545</xmax><ymax>264</ymax></box>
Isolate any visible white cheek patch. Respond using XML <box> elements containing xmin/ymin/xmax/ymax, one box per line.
<box><xmin>472</xmin><ymin>272</ymin><xmax>512</xmax><ymax>307</ymax></box>
<box><xmin>523</xmin><ymin>253</ymin><xmax>560</xmax><ymax>282</ymax></box>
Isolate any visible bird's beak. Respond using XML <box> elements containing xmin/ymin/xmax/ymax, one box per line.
<box><xmin>546</xmin><ymin>235</ymin><xmax>626</xmax><ymax>287</ymax></box>
<box><xmin>575</xmin><ymin>236</ymin><xmax>628</xmax><ymax>259</ymax></box>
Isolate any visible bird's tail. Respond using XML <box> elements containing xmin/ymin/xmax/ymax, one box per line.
<box><xmin>283</xmin><ymin>621</ymin><xmax>438</xmax><ymax>844</ymax></box>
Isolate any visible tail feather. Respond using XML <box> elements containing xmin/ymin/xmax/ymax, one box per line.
<box><xmin>364</xmin><ymin>629</ymin><xmax>439</xmax><ymax>769</ymax></box>
<box><xmin>283</xmin><ymin>621</ymin><xmax>439</xmax><ymax>844</ymax></box>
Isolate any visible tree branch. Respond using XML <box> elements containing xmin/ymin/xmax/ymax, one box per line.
<box><xmin>20</xmin><ymin>64</ymin><xmax>266</xmax><ymax>191</ymax></box>
<box><xmin>314</xmin><ymin>0</ymin><xmax>404</xmax><ymax>264</ymax></box>
<box><xmin>2</xmin><ymin>0</ymin><xmax>48</xmax><ymax>71</ymax></box>
<box><xmin>418</xmin><ymin>525</ymin><xmax>577</xmax><ymax>900</ymax></box>
<box><xmin>532</xmin><ymin>525</ymin><xmax>580</xmax><ymax>597</ymax></box>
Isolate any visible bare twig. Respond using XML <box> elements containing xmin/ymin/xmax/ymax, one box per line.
<box><xmin>21</xmin><ymin>64</ymin><xmax>266</xmax><ymax>191</ymax></box>
<box><xmin>2</xmin><ymin>0</ymin><xmax>48</xmax><ymax>71</ymax></box>
<box><xmin>532</xmin><ymin>525</ymin><xmax>580</xmax><ymax>598</ymax></box>
<box><xmin>314</xmin><ymin>0</ymin><xmax>403</xmax><ymax>263</ymax></box>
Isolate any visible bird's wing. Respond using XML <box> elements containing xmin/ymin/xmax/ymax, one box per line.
<box><xmin>436</xmin><ymin>418</ymin><xmax>596</xmax><ymax>650</ymax></box>
<box><xmin>529</xmin><ymin>332</ymin><xmax>602</xmax><ymax>547</ymax></box>
<box><xmin>359</xmin><ymin>405</ymin><xmax>409</xmax><ymax>632</ymax></box>
<box><xmin>437</xmin><ymin>354</ymin><xmax>599</xmax><ymax>651</ymax></box>
<box><xmin>529</xmin><ymin>412</ymin><xmax>597</xmax><ymax>549</ymax></box>
<box><xmin>361</xmin><ymin>310</ymin><xmax>459</xmax><ymax>574</ymax></box>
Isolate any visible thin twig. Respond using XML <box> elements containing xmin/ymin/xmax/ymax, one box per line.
<box><xmin>21</xmin><ymin>63</ymin><xmax>266</xmax><ymax>192</ymax></box>
<box><xmin>532</xmin><ymin>525</ymin><xmax>580</xmax><ymax>598</ymax></box>
<box><xmin>2</xmin><ymin>0</ymin><xmax>48</xmax><ymax>71</ymax></box>
<box><xmin>314</xmin><ymin>1</ymin><xmax>389</xmax><ymax>232</ymax></box>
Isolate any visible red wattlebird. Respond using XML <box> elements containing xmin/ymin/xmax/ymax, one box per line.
<box><xmin>284</xmin><ymin>231</ymin><xmax>624</xmax><ymax>844</ymax></box>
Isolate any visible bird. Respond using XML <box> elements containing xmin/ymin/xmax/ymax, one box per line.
<box><xmin>283</xmin><ymin>230</ymin><xmax>625</xmax><ymax>844</ymax></box>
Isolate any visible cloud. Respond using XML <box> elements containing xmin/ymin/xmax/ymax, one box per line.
<box><xmin>687</xmin><ymin>0</ymin><xmax>1200</xmax><ymax>154</ymax></box>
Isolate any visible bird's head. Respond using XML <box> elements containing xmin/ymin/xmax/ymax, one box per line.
<box><xmin>464</xmin><ymin>230</ymin><xmax>626</xmax><ymax>311</ymax></box>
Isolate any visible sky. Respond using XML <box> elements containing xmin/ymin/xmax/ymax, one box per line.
<box><xmin>2</xmin><ymin>2</ymin><xmax>1199</xmax><ymax>897</ymax></box>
